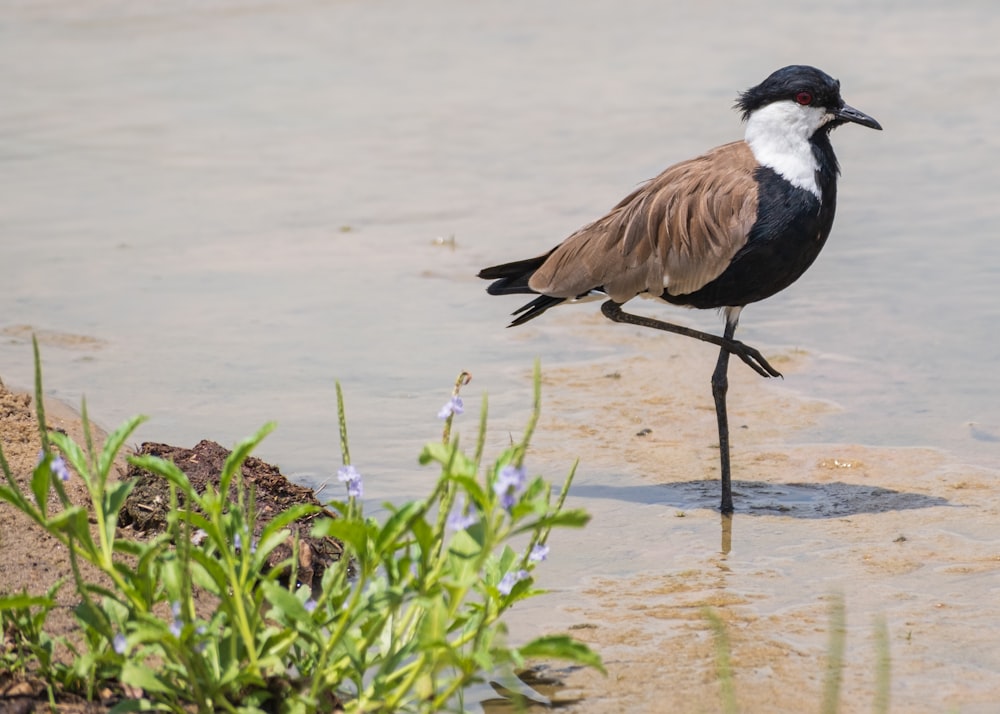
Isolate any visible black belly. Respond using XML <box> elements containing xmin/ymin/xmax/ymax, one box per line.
<box><xmin>663</xmin><ymin>167</ymin><xmax>837</xmax><ymax>310</ymax></box>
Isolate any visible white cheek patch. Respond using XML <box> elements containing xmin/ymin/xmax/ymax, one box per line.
<box><xmin>744</xmin><ymin>101</ymin><xmax>831</xmax><ymax>200</ymax></box>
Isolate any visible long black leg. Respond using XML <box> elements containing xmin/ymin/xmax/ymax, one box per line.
<box><xmin>600</xmin><ymin>301</ymin><xmax>782</xmax><ymax>379</ymax></box>
<box><xmin>713</xmin><ymin>317</ymin><xmax>737</xmax><ymax>513</ymax></box>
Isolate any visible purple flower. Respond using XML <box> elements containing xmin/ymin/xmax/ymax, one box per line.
<box><xmin>494</xmin><ymin>464</ymin><xmax>527</xmax><ymax>510</ymax></box>
<box><xmin>37</xmin><ymin>450</ymin><xmax>70</xmax><ymax>481</ymax></box>
<box><xmin>304</xmin><ymin>598</ymin><xmax>318</xmax><ymax>614</ymax></box>
<box><xmin>498</xmin><ymin>569</ymin><xmax>529</xmax><ymax>596</ymax></box>
<box><xmin>50</xmin><ymin>456</ymin><xmax>70</xmax><ymax>482</ymax></box>
<box><xmin>529</xmin><ymin>544</ymin><xmax>549</xmax><ymax>563</ymax></box>
<box><xmin>338</xmin><ymin>465</ymin><xmax>363</xmax><ymax>499</ymax></box>
<box><xmin>234</xmin><ymin>531</ymin><xmax>257</xmax><ymax>554</ymax></box>
<box><xmin>437</xmin><ymin>396</ymin><xmax>464</xmax><ymax>419</ymax></box>
<box><xmin>195</xmin><ymin>626</ymin><xmax>207</xmax><ymax>653</ymax></box>
<box><xmin>169</xmin><ymin>601</ymin><xmax>182</xmax><ymax>638</ymax></box>
<box><xmin>446</xmin><ymin>498</ymin><xmax>478</xmax><ymax>532</ymax></box>
<box><xmin>112</xmin><ymin>632</ymin><xmax>127</xmax><ymax>655</ymax></box>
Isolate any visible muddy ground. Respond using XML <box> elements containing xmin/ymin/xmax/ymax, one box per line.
<box><xmin>504</xmin><ymin>319</ymin><xmax>1000</xmax><ymax>714</ymax></box>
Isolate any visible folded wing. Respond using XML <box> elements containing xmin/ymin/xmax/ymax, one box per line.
<box><xmin>528</xmin><ymin>141</ymin><xmax>760</xmax><ymax>304</ymax></box>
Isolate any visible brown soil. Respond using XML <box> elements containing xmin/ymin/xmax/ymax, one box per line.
<box><xmin>120</xmin><ymin>440</ymin><xmax>345</xmax><ymax>592</ymax></box>
<box><xmin>0</xmin><ymin>380</ymin><xmax>122</xmax><ymax>712</ymax></box>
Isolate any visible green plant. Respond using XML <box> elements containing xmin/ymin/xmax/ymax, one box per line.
<box><xmin>0</xmin><ymin>339</ymin><xmax>602</xmax><ymax>712</ymax></box>
<box><xmin>0</xmin><ymin>585</ymin><xmax>61</xmax><ymax>680</ymax></box>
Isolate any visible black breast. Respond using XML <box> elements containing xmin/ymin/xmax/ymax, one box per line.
<box><xmin>663</xmin><ymin>160</ymin><xmax>839</xmax><ymax>310</ymax></box>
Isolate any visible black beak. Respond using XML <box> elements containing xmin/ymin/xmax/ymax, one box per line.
<box><xmin>836</xmin><ymin>103</ymin><xmax>882</xmax><ymax>130</ymax></box>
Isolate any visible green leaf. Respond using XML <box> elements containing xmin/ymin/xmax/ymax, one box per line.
<box><xmin>120</xmin><ymin>660</ymin><xmax>174</xmax><ymax>694</ymax></box>
<box><xmin>418</xmin><ymin>441</ymin><xmax>476</xmax><ymax>476</ymax></box>
<box><xmin>0</xmin><ymin>483</ymin><xmax>33</xmax><ymax>519</ymax></box>
<box><xmin>417</xmin><ymin>595</ymin><xmax>448</xmax><ymax>646</ymax></box>
<box><xmin>187</xmin><ymin>548</ymin><xmax>231</xmax><ymax>595</ymax></box>
<box><xmin>112</xmin><ymin>538</ymin><xmax>147</xmax><ymax>558</ymax></box>
<box><xmin>0</xmin><ymin>593</ymin><xmax>55</xmax><ymax>610</ymax></box>
<box><xmin>446</xmin><ymin>474</ymin><xmax>487</xmax><ymax>509</ymax></box>
<box><xmin>519</xmin><ymin>634</ymin><xmax>606</xmax><ymax>674</ymax></box>
<box><xmin>258</xmin><ymin>626</ymin><xmax>300</xmax><ymax>661</ymax></box>
<box><xmin>102</xmin><ymin>479</ymin><xmax>138</xmax><ymax>533</ymax></box>
<box><xmin>447</xmin><ymin>527</ymin><xmax>484</xmax><ymax>561</ymax></box>
<box><xmin>73</xmin><ymin>598</ymin><xmax>112</xmax><ymax>637</ymax></box>
<box><xmin>129</xmin><ymin>621</ymin><xmax>172</xmax><ymax>647</ymax></box>
<box><xmin>444</xmin><ymin>543</ymin><xmax>482</xmax><ymax>586</ymax></box>
<box><xmin>497</xmin><ymin>545</ymin><xmax>518</xmax><ymax>573</ymax></box>
<box><xmin>45</xmin><ymin>506</ymin><xmax>90</xmax><ymax>542</ymax></box>
<box><xmin>128</xmin><ymin>455</ymin><xmax>196</xmax><ymax>501</ymax></box>
<box><xmin>312</xmin><ymin>517</ymin><xmax>369</xmax><ymax>554</ymax></box>
<box><xmin>48</xmin><ymin>432</ymin><xmax>89</xmax><ymax>484</ymax></box>
<box><xmin>336</xmin><ymin>381</ymin><xmax>351</xmax><ymax>467</ymax></box>
<box><xmin>418</xmin><ymin>441</ymin><xmax>452</xmax><ymax>466</ymax></box>
<box><xmin>108</xmin><ymin>699</ymin><xmax>160</xmax><ymax>713</ymax></box>
<box><xmin>219</xmin><ymin>422</ymin><xmax>276</xmax><ymax>496</ymax></box>
<box><xmin>266</xmin><ymin>503</ymin><xmax>321</xmax><ymax>533</ymax></box>
<box><xmin>255</xmin><ymin>503</ymin><xmax>320</xmax><ymax>564</ymax></box>
<box><xmin>96</xmin><ymin>414</ymin><xmax>148</xmax><ymax>485</ymax></box>
<box><xmin>252</xmin><ymin>528</ymin><xmax>292</xmax><ymax>572</ymax></box>
<box><xmin>29</xmin><ymin>460</ymin><xmax>51</xmax><ymax>517</ymax></box>
<box><xmin>410</xmin><ymin>516</ymin><xmax>434</xmax><ymax>554</ymax></box>
<box><xmin>375</xmin><ymin>501</ymin><xmax>425</xmax><ymax>555</ymax></box>
<box><xmin>171</xmin><ymin>510</ymin><xmax>214</xmax><ymax>541</ymax></box>
<box><xmin>31</xmin><ymin>337</ymin><xmax>49</xmax><ymax>453</ymax></box>
<box><xmin>510</xmin><ymin>509</ymin><xmax>591</xmax><ymax>536</ymax></box>
<box><xmin>260</xmin><ymin>581</ymin><xmax>311</xmax><ymax>625</ymax></box>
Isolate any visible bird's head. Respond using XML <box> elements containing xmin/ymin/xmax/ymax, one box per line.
<box><xmin>737</xmin><ymin>65</ymin><xmax>882</xmax><ymax>138</ymax></box>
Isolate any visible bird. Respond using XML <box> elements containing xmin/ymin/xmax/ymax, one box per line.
<box><xmin>478</xmin><ymin>65</ymin><xmax>881</xmax><ymax>514</ymax></box>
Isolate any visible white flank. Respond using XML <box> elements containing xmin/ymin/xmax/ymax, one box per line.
<box><xmin>744</xmin><ymin>100</ymin><xmax>833</xmax><ymax>200</ymax></box>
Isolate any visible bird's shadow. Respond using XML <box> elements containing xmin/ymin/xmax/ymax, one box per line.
<box><xmin>570</xmin><ymin>479</ymin><xmax>951</xmax><ymax>518</ymax></box>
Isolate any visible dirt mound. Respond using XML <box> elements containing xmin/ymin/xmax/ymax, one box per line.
<box><xmin>119</xmin><ymin>440</ymin><xmax>345</xmax><ymax>593</ymax></box>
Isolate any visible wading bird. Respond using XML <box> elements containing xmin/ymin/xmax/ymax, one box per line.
<box><xmin>478</xmin><ymin>65</ymin><xmax>881</xmax><ymax>513</ymax></box>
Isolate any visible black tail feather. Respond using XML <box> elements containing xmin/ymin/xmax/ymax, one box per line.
<box><xmin>508</xmin><ymin>294</ymin><xmax>566</xmax><ymax>326</ymax></box>
<box><xmin>479</xmin><ymin>250</ymin><xmax>565</xmax><ymax>326</ymax></box>
<box><xmin>478</xmin><ymin>252</ymin><xmax>553</xmax><ymax>295</ymax></box>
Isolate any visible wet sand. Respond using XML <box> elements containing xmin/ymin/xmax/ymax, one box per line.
<box><xmin>492</xmin><ymin>313</ymin><xmax>1000</xmax><ymax>713</ymax></box>
<box><xmin>2</xmin><ymin>317</ymin><xmax>999</xmax><ymax>712</ymax></box>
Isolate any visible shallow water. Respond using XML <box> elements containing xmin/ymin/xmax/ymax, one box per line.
<box><xmin>2</xmin><ymin>1</ymin><xmax>998</xmax><ymax>480</ymax></box>
<box><xmin>2</xmin><ymin>1</ymin><xmax>1000</xmax><ymax>708</ymax></box>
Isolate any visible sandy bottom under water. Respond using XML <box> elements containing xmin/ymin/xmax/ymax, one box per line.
<box><xmin>483</xmin><ymin>315</ymin><xmax>1000</xmax><ymax>713</ymax></box>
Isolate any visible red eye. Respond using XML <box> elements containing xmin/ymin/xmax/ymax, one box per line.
<box><xmin>795</xmin><ymin>91</ymin><xmax>813</xmax><ymax>106</ymax></box>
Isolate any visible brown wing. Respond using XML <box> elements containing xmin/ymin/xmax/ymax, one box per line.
<box><xmin>527</xmin><ymin>141</ymin><xmax>760</xmax><ymax>304</ymax></box>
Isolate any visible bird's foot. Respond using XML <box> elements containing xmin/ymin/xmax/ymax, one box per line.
<box><xmin>724</xmin><ymin>339</ymin><xmax>782</xmax><ymax>379</ymax></box>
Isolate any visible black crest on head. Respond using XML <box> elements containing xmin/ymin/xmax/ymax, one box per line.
<box><xmin>736</xmin><ymin>65</ymin><xmax>843</xmax><ymax>120</ymax></box>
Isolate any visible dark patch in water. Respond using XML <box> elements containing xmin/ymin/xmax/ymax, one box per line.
<box><xmin>571</xmin><ymin>480</ymin><xmax>951</xmax><ymax>518</ymax></box>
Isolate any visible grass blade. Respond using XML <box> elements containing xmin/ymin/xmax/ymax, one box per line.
<box><xmin>821</xmin><ymin>593</ymin><xmax>847</xmax><ymax>714</ymax></box>
<box><xmin>704</xmin><ymin>608</ymin><xmax>738</xmax><ymax>714</ymax></box>
<box><xmin>873</xmin><ymin>614</ymin><xmax>891</xmax><ymax>714</ymax></box>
